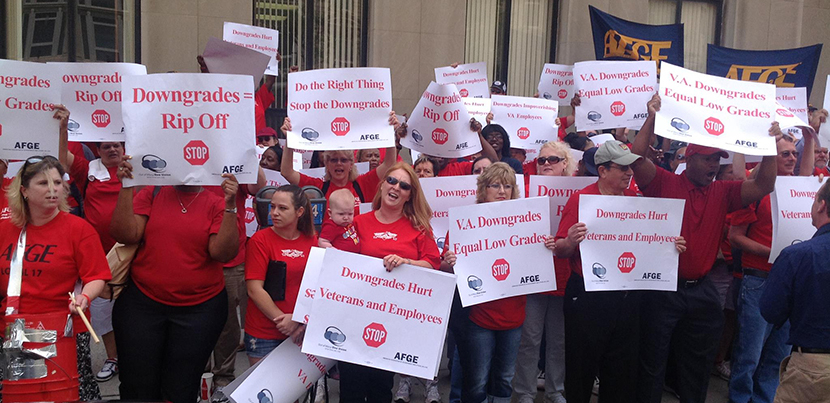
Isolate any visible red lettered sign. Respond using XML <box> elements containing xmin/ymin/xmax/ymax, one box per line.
<box><xmin>363</xmin><ymin>322</ymin><xmax>387</xmax><ymax>348</ymax></box>
<box><xmin>617</xmin><ymin>252</ymin><xmax>636</xmax><ymax>273</ymax></box>
<box><xmin>331</xmin><ymin>117</ymin><xmax>350</xmax><ymax>136</ymax></box>
<box><xmin>517</xmin><ymin>127</ymin><xmax>530</xmax><ymax>140</ymax></box>
<box><xmin>91</xmin><ymin>109</ymin><xmax>111</xmax><ymax>128</ymax></box>
<box><xmin>183</xmin><ymin>140</ymin><xmax>210</xmax><ymax>165</ymax></box>
<box><xmin>704</xmin><ymin>117</ymin><xmax>724</xmax><ymax>136</ymax></box>
<box><xmin>432</xmin><ymin>128</ymin><xmax>449</xmax><ymax>145</ymax></box>
<box><xmin>610</xmin><ymin>101</ymin><xmax>626</xmax><ymax>117</ymax></box>
<box><xmin>492</xmin><ymin>258</ymin><xmax>510</xmax><ymax>281</ymax></box>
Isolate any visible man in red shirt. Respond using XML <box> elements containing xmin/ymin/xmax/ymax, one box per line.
<box><xmin>631</xmin><ymin>94</ymin><xmax>779</xmax><ymax>403</ymax></box>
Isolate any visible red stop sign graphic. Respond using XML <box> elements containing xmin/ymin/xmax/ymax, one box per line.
<box><xmin>704</xmin><ymin>117</ymin><xmax>724</xmax><ymax>136</ymax></box>
<box><xmin>776</xmin><ymin>108</ymin><xmax>794</xmax><ymax>118</ymax></box>
<box><xmin>244</xmin><ymin>206</ymin><xmax>255</xmax><ymax>224</ymax></box>
<box><xmin>557</xmin><ymin>89</ymin><xmax>568</xmax><ymax>99</ymax></box>
<box><xmin>91</xmin><ymin>109</ymin><xmax>111</xmax><ymax>128</ymax></box>
<box><xmin>610</xmin><ymin>101</ymin><xmax>626</xmax><ymax>117</ymax></box>
<box><xmin>459</xmin><ymin>88</ymin><xmax>469</xmax><ymax>97</ymax></box>
<box><xmin>331</xmin><ymin>117</ymin><xmax>350</xmax><ymax>136</ymax></box>
<box><xmin>432</xmin><ymin>128</ymin><xmax>449</xmax><ymax>145</ymax></box>
<box><xmin>183</xmin><ymin>140</ymin><xmax>210</xmax><ymax>165</ymax></box>
<box><xmin>363</xmin><ymin>322</ymin><xmax>387</xmax><ymax>348</ymax></box>
<box><xmin>618</xmin><ymin>252</ymin><xmax>636</xmax><ymax>273</ymax></box>
<box><xmin>517</xmin><ymin>127</ymin><xmax>531</xmax><ymax>140</ymax></box>
<box><xmin>492</xmin><ymin>258</ymin><xmax>510</xmax><ymax>281</ymax></box>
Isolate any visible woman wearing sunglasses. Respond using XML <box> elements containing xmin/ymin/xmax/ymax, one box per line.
<box><xmin>279</xmin><ymin>114</ymin><xmax>400</xmax><ymax>220</ymax></box>
<box><xmin>342</xmin><ymin>162</ymin><xmax>441</xmax><ymax>403</ymax></box>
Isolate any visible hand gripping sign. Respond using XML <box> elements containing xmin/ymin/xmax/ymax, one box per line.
<box><xmin>434</xmin><ymin>62</ymin><xmax>490</xmax><ymax>99</ymax></box>
<box><xmin>49</xmin><ymin>62</ymin><xmax>147</xmax><ymax>142</ymax></box>
<box><xmin>463</xmin><ymin>98</ymin><xmax>491</xmax><ymax>125</ymax></box>
<box><xmin>287</xmin><ymin>68</ymin><xmax>394</xmax><ymax>151</ymax></box>
<box><xmin>449</xmin><ymin>197</ymin><xmax>555</xmax><ymax>307</ymax></box>
<box><xmin>121</xmin><ymin>73</ymin><xmax>258</xmax><ymax>186</ymax></box>
<box><xmin>538</xmin><ymin>64</ymin><xmax>575</xmax><ymax>105</ymax></box>
<box><xmin>403</xmin><ymin>82</ymin><xmax>480</xmax><ymax>158</ymax></box>
<box><xmin>573</xmin><ymin>60</ymin><xmax>656</xmax><ymax>132</ymax></box>
<box><xmin>769</xmin><ymin>177</ymin><xmax>825</xmax><ymax>263</ymax></box>
<box><xmin>578</xmin><ymin>194</ymin><xmax>684</xmax><ymax>291</ymax></box>
<box><xmin>490</xmin><ymin>95</ymin><xmax>559</xmax><ymax>149</ymax></box>
<box><xmin>0</xmin><ymin>59</ymin><xmax>61</xmax><ymax>159</ymax></box>
<box><xmin>302</xmin><ymin>249</ymin><xmax>456</xmax><ymax>379</ymax></box>
<box><xmin>223</xmin><ymin>22</ymin><xmax>280</xmax><ymax>76</ymax></box>
<box><xmin>655</xmin><ymin>62</ymin><xmax>778</xmax><ymax>156</ymax></box>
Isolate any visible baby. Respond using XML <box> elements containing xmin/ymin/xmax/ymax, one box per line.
<box><xmin>318</xmin><ymin>188</ymin><xmax>360</xmax><ymax>253</ymax></box>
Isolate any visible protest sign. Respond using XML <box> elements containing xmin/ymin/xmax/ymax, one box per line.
<box><xmin>287</xmin><ymin>68</ymin><xmax>393</xmax><ymax>151</ymax></box>
<box><xmin>821</xmin><ymin>76</ymin><xmax>830</xmax><ymax>145</ymax></box>
<box><xmin>655</xmin><ymin>62</ymin><xmax>777</xmax><ymax>156</ymax></box>
<box><xmin>299</xmin><ymin>162</ymin><xmax>369</xmax><ymax>179</ymax></box>
<box><xmin>538</xmin><ymin>64</ymin><xmax>574</xmax><ymax>105</ymax></box>
<box><xmin>292</xmin><ymin>247</ymin><xmax>327</xmax><ymax>324</ymax></box>
<box><xmin>578</xmin><ymin>194</ymin><xmax>684</xmax><ymax>291</ymax></box>
<box><xmin>449</xmin><ymin>197</ymin><xmax>555</xmax><ymax>307</ymax></box>
<box><xmin>775</xmin><ymin>88</ymin><xmax>811</xmax><ymax>139</ymax></box>
<box><xmin>402</xmin><ymin>82</ymin><xmax>480</xmax><ymax>158</ymax></box>
<box><xmin>244</xmin><ymin>195</ymin><xmax>258</xmax><ymax>237</ymax></box>
<box><xmin>0</xmin><ymin>59</ymin><xmax>60</xmax><ymax>159</ymax></box>
<box><xmin>573</xmin><ymin>60</ymin><xmax>656</xmax><ymax>132</ymax></box>
<box><xmin>229</xmin><ymin>340</ymin><xmax>334</xmax><ymax>403</ymax></box>
<box><xmin>121</xmin><ymin>73</ymin><xmax>258</xmax><ymax>186</ymax></box>
<box><xmin>302</xmin><ymin>249</ymin><xmax>456</xmax><ymax>379</ymax></box>
<box><xmin>223</xmin><ymin>22</ymin><xmax>279</xmax><ymax>76</ymax></box>
<box><xmin>49</xmin><ymin>62</ymin><xmax>146</xmax><ymax>142</ymax></box>
<box><xmin>773</xmin><ymin>100</ymin><xmax>812</xmax><ymax>140</ymax></box>
<box><xmin>463</xmin><ymin>98</ymin><xmax>491</xmax><ymax>124</ymax></box>
<box><xmin>528</xmin><ymin>176</ymin><xmax>597</xmax><ymax>233</ymax></box>
<box><xmin>201</xmin><ymin>37</ymin><xmax>271</xmax><ymax>85</ymax></box>
<box><xmin>706</xmin><ymin>44</ymin><xmax>823</xmax><ymax>97</ymax></box>
<box><xmin>490</xmin><ymin>96</ymin><xmax>559</xmax><ymax>149</ymax></box>
<box><xmin>588</xmin><ymin>133</ymin><xmax>615</xmax><ymax>146</ymax></box>
<box><xmin>434</xmin><ymin>62</ymin><xmax>490</xmax><ymax>98</ymax></box>
<box><xmin>769</xmin><ymin>177</ymin><xmax>825</xmax><ymax>263</ymax></box>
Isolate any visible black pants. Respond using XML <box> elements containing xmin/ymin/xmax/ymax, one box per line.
<box><xmin>563</xmin><ymin>275</ymin><xmax>641</xmax><ymax>403</ymax></box>
<box><xmin>636</xmin><ymin>276</ymin><xmax>724</xmax><ymax>403</ymax></box>
<box><xmin>113</xmin><ymin>284</ymin><xmax>228</xmax><ymax>403</ymax></box>
<box><xmin>338</xmin><ymin>361</ymin><xmax>395</xmax><ymax>403</ymax></box>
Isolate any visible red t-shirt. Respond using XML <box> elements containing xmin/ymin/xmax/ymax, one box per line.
<box><xmin>297</xmin><ymin>170</ymin><xmax>381</xmax><ymax>219</ymax></box>
<box><xmin>83</xmin><ymin>165</ymin><xmax>122</xmax><ymax>251</ymax></box>
<box><xmin>729</xmin><ymin>195</ymin><xmax>772</xmax><ymax>272</ymax></box>
<box><xmin>0</xmin><ymin>178</ymin><xmax>13</xmax><ymax>221</ymax></box>
<box><xmin>255</xmin><ymin>83</ymin><xmax>275</xmax><ymax>133</ymax></box>
<box><xmin>66</xmin><ymin>145</ymin><xmax>89</xmax><ymax>209</ymax></box>
<box><xmin>354</xmin><ymin>212</ymin><xmax>441</xmax><ymax>268</ymax></box>
<box><xmin>319</xmin><ymin>219</ymin><xmax>360</xmax><ymax>254</ymax></box>
<box><xmin>131</xmin><ymin>187</ymin><xmax>226</xmax><ymax>306</ymax></box>
<box><xmin>813</xmin><ymin>166</ymin><xmax>830</xmax><ymax>176</ymax></box>
<box><xmin>438</xmin><ymin>161</ymin><xmax>473</xmax><ymax>177</ymax></box>
<box><xmin>244</xmin><ymin>229</ymin><xmax>317</xmax><ymax>340</ymax></box>
<box><xmin>205</xmin><ymin>187</ymin><xmax>248</xmax><ymax>267</ymax></box>
<box><xmin>0</xmin><ymin>212</ymin><xmax>111</xmax><ymax>333</ymax></box>
<box><xmin>640</xmin><ymin>168</ymin><xmax>743</xmax><ymax>280</ymax></box>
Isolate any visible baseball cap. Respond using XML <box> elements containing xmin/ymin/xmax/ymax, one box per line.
<box><xmin>583</xmin><ymin>147</ymin><xmax>599</xmax><ymax>176</ymax></box>
<box><xmin>257</xmin><ymin>127</ymin><xmax>277</xmax><ymax>139</ymax></box>
<box><xmin>594</xmin><ymin>141</ymin><xmax>642</xmax><ymax>166</ymax></box>
<box><xmin>491</xmin><ymin>81</ymin><xmax>507</xmax><ymax>93</ymax></box>
<box><xmin>685</xmin><ymin>144</ymin><xmax>728</xmax><ymax>159</ymax></box>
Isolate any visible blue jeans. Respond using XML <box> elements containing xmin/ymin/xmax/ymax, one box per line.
<box><xmin>450</xmin><ymin>348</ymin><xmax>462</xmax><ymax>403</ymax></box>
<box><xmin>728</xmin><ymin>273</ymin><xmax>791</xmax><ymax>403</ymax></box>
<box><xmin>243</xmin><ymin>333</ymin><xmax>285</xmax><ymax>358</ymax></box>
<box><xmin>457</xmin><ymin>322</ymin><xmax>523</xmax><ymax>403</ymax></box>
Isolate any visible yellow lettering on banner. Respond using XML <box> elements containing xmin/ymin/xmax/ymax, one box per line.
<box><xmin>603</xmin><ymin>30</ymin><xmax>671</xmax><ymax>63</ymax></box>
<box><xmin>724</xmin><ymin>63</ymin><xmax>801</xmax><ymax>87</ymax></box>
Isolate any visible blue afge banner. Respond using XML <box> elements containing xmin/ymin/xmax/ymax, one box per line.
<box><xmin>706</xmin><ymin>44</ymin><xmax>823</xmax><ymax>96</ymax></box>
<box><xmin>589</xmin><ymin>5</ymin><xmax>684</xmax><ymax>70</ymax></box>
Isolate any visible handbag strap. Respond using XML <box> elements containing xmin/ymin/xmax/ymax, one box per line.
<box><xmin>5</xmin><ymin>225</ymin><xmax>26</xmax><ymax>316</ymax></box>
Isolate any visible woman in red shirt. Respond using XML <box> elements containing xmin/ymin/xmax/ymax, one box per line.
<box><xmin>244</xmin><ymin>185</ymin><xmax>316</xmax><ymax>363</ymax></box>
<box><xmin>342</xmin><ymin>162</ymin><xmax>441</xmax><ymax>403</ymax></box>
<box><xmin>109</xmin><ymin>160</ymin><xmax>240</xmax><ymax>403</ymax></box>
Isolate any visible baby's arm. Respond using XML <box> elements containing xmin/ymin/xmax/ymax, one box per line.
<box><xmin>318</xmin><ymin>238</ymin><xmax>334</xmax><ymax>248</ymax></box>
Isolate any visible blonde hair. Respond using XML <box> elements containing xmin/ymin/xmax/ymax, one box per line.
<box><xmin>328</xmin><ymin>188</ymin><xmax>355</xmax><ymax>211</ymax></box>
<box><xmin>323</xmin><ymin>150</ymin><xmax>358</xmax><ymax>182</ymax></box>
<box><xmin>539</xmin><ymin>141</ymin><xmax>576</xmax><ymax>176</ymax></box>
<box><xmin>476</xmin><ymin>162</ymin><xmax>519</xmax><ymax>203</ymax></box>
<box><xmin>372</xmin><ymin>162</ymin><xmax>433</xmax><ymax>235</ymax></box>
<box><xmin>7</xmin><ymin>156</ymin><xmax>70</xmax><ymax>227</ymax></box>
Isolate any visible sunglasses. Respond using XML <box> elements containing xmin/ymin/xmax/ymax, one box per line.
<box><xmin>23</xmin><ymin>155</ymin><xmax>58</xmax><ymax>170</ymax></box>
<box><xmin>328</xmin><ymin>157</ymin><xmax>352</xmax><ymax>164</ymax></box>
<box><xmin>609</xmin><ymin>164</ymin><xmax>633</xmax><ymax>172</ymax></box>
<box><xmin>487</xmin><ymin>183</ymin><xmax>513</xmax><ymax>191</ymax></box>
<box><xmin>537</xmin><ymin>156</ymin><xmax>563</xmax><ymax>165</ymax></box>
<box><xmin>779</xmin><ymin>151</ymin><xmax>799</xmax><ymax>158</ymax></box>
<box><xmin>385</xmin><ymin>176</ymin><xmax>412</xmax><ymax>191</ymax></box>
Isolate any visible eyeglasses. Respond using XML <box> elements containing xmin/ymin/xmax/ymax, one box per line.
<box><xmin>609</xmin><ymin>164</ymin><xmax>633</xmax><ymax>172</ymax></box>
<box><xmin>779</xmin><ymin>151</ymin><xmax>799</xmax><ymax>158</ymax></box>
<box><xmin>328</xmin><ymin>157</ymin><xmax>351</xmax><ymax>164</ymax></box>
<box><xmin>537</xmin><ymin>156</ymin><xmax>563</xmax><ymax>165</ymax></box>
<box><xmin>385</xmin><ymin>176</ymin><xmax>412</xmax><ymax>191</ymax></box>
<box><xmin>487</xmin><ymin>183</ymin><xmax>513</xmax><ymax>191</ymax></box>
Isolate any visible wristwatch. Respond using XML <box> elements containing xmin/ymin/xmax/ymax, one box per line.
<box><xmin>225</xmin><ymin>207</ymin><xmax>238</xmax><ymax>214</ymax></box>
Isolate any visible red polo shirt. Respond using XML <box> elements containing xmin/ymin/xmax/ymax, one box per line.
<box><xmin>438</xmin><ymin>161</ymin><xmax>473</xmax><ymax>177</ymax></box>
<box><xmin>729</xmin><ymin>195</ymin><xmax>772</xmax><ymax>272</ymax></box>
<box><xmin>639</xmin><ymin>168</ymin><xmax>743</xmax><ymax>280</ymax></box>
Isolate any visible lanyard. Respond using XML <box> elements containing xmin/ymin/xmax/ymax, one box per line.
<box><xmin>6</xmin><ymin>225</ymin><xmax>26</xmax><ymax>316</ymax></box>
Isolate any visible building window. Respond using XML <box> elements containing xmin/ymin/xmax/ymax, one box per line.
<box><xmin>649</xmin><ymin>0</ymin><xmax>722</xmax><ymax>73</ymax></box>
<box><xmin>465</xmin><ymin>0</ymin><xmax>557</xmax><ymax>97</ymax></box>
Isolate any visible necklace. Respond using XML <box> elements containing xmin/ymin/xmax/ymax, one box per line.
<box><xmin>175</xmin><ymin>188</ymin><xmax>203</xmax><ymax>213</ymax></box>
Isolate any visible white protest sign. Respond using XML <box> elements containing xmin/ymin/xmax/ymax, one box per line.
<box><xmin>655</xmin><ymin>62</ymin><xmax>777</xmax><ymax>156</ymax></box>
<box><xmin>299</xmin><ymin>162</ymin><xmax>369</xmax><ymax>179</ymax></box>
<box><xmin>0</xmin><ymin>59</ymin><xmax>60</xmax><ymax>159</ymax></box>
<box><xmin>449</xmin><ymin>197</ymin><xmax>555</xmax><ymax>307</ymax></box>
<box><xmin>5</xmin><ymin>162</ymin><xmax>24</xmax><ymax>179</ymax></box>
<box><xmin>121</xmin><ymin>73</ymin><xmax>257</xmax><ymax>186</ymax></box>
<box><xmin>402</xmin><ymin>82</ymin><xmax>480</xmax><ymax>158</ymax></box>
<box><xmin>490</xmin><ymin>96</ymin><xmax>559</xmax><ymax>149</ymax></box>
<box><xmin>202</xmin><ymin>37</ymin><xmax>271</xmax><ymax>86</ymax></box>
<box><xmin>772</xmin><ymin>100</ymin><xmax>812</xmax><ymax>140</ymax></box>
<box><xmin>776</xmin><ymin>88</ymin><xmax>809</xmax><ymax>124</ymax></box>
<box><xmin>434</xmin><ymin>62</ymin><xmax>490</xmax><ymax>98</ymax></box>
<box><xmin>230</xmin><ymin>340</ymin><xmax>334</xmax><ymax>403</ymax></box>
<box><xmin>578</xmin><ymin>194</ymin><xmax>684</xmax><ymax>291</ymax></box>
<box><xmin>589</xmin><ymin>133</ymin><xmax>615</xmax><ymax>146</ymax></box>
<box><xmin>291</xmin><ymin>149</ymin><xmax>315</xmax><ymax>170</ymax></box>
<box><xmin>287</xmin><ymin>68</ymin><xmax>393</xmax><ymax>151</ymax></box>
<box><xmin>573</xmin><ymin>60</ymin><xmax>656</xmax><ymax>132</ymax></box>
<box><xmin>223</xmin><ymin>22</ymin><xmax>279</xmax><ymax>76</ymax></box>
<box><xmin>821</xmin><ymin>75</ymin><xmax>830</xmax><ymax>145</ymax></box>
<box><xmin>244</xmin><ymin>195</ymin><xmax>258</xmax><ymax>237</ymax></box>
<box><xmin>570</xmin><ymin>149</ymin><xmax>584</xmax><ymax>164</ymax></box>
<box><xmin>538</xmin><ymin>64</ymin><xmax>574</xmax><ymax>105</ymax></box>
<box><xmin>768</xmin><ymin>177</ymin><xmax>824</xmax><ymax>263</ymax></box>
<box><xmin>528</xmin><ymin>176</ymin><xmax>597</xmax><ymax>233</ymax></box>
<box><xmin>302</xmin><ymin>249</ymin><xmax>456</xmax><ymax>379</ymax></box>
<box><xmin>49</xmin><ymin>62</ymin><xmax>146</xmax><ymax>142</ymax></box>
<box><xmin>463</xmin><ymin>98</ymin><xmax>491</xmax><ymax>124</ymax></box>
<box><xmin>292</xmin><ymin>247</ymin><xmax>327</xmax><ymax>324</ymax></box>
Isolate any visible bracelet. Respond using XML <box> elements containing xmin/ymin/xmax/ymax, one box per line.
<box><xmin>225</xmin><ymin>207</ymin><xmax>238</xmax><ymax>214</ymax></box>
<box><xmin>80</xmin><ymin>293</ymin><xmax>91</xmax><ymax>305</ymax></box>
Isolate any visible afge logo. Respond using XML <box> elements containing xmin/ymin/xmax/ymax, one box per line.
<box><xmin>670</xmin><ymin>117</ymin><xmax>690</xmax><ymax>132</ymax></box>
<box><xmin>411</xmin><ymin>129</ymin><xmax>423</xmax><ymax>143</ymax></box>
<box><xmin>281</xmin><ymin>249</ymin><xmax>305</xmax><ymax>258</ymax></box>
<box><xmin>324</xmin><ymin>326</ymin><xmax>346</xmax><ymax>346</ymax></box>
<box><xmin>725</xmin><ymin>63</ymin><xmax>801</xmax><ymax>87</ymax></box>
<box><xmin>302</xmin><ymin>127</ymin><xmax>320</xmax><ymax>141</ymax></box>
<box><xmin>67</xmin><ymin>119</ymin><xmax>80</xmax><ymax>132</ymax></box>
<box><xmin>256</xmin><ymin>389</ymin><xmax>273</xmax><ymax>403</ymax></box>
<box><xmin>467</xmin><ymin>275</ymin><xmax>483</xmax><ymax>291</ymax></box>
<box><xmin>587</xmin><ymin>111</ymin><xmax>602</xmax><ymax>122</ymax></box>
<box><xmin>592</xmin><ymin>262</ymin><xmax>607</xmax><ymax>279</ymax></box>
<box><xmin>141</xmin><ymin>154</ymin><xmax>167</xmax><ymax>173</ymax></box>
